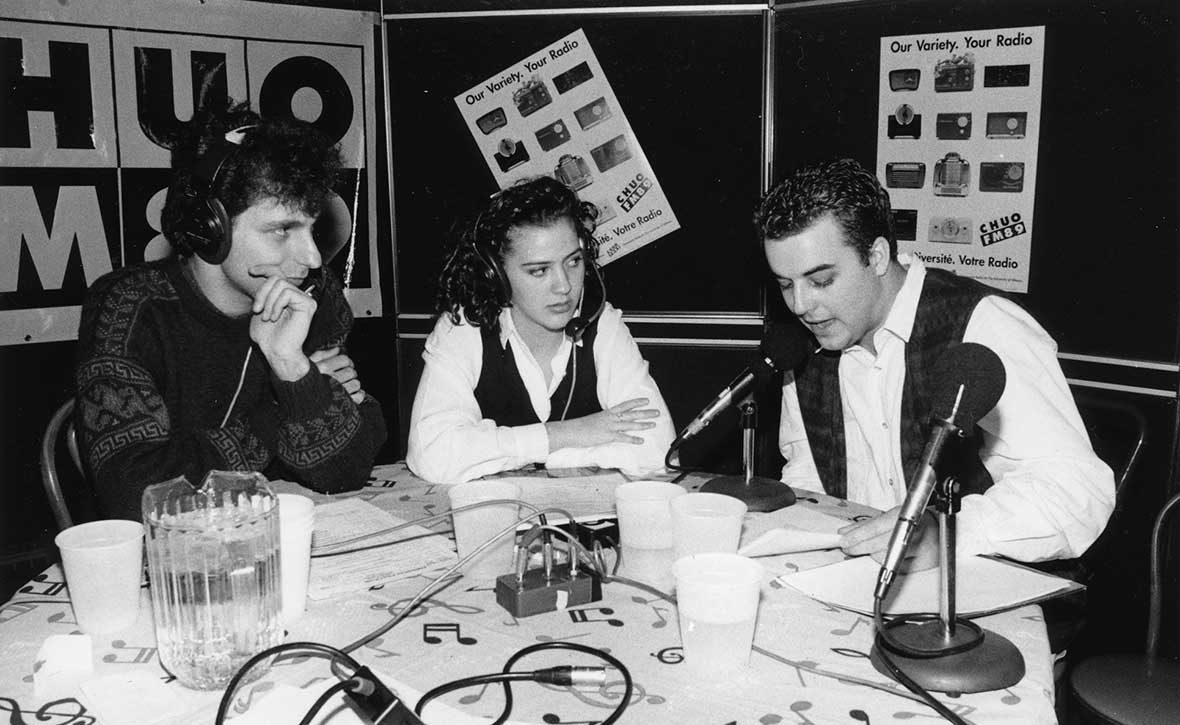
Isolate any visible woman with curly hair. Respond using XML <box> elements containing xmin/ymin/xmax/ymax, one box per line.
<box><xmin>407</xmin><ymin>177</ymin><xmax>675</xmax><ymax>483</ymax></box>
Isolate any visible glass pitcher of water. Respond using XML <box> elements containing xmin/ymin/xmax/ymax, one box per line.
<box><xmin>142</xmin><ymin>471</ymin><xmax>282</xmax><ymax>689</ymax></box>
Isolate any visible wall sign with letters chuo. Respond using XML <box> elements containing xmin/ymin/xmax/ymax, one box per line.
<box><xmin>0</xmin><ymin>0</ymin><xmax>382</xmax><ymax>346</ymax></box>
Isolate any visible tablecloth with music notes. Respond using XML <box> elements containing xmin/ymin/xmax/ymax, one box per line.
<box><xmin>0</xmin><ymin>462</ymin><xmax>1056</xmax><ymax>724</ymax></box>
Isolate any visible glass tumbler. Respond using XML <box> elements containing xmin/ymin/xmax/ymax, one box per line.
<box><xmin>142</xmin><ymin>471</ymin><xmax>282</xmax><ymax>689</ymax></box>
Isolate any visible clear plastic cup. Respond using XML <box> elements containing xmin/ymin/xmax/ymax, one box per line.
<box><xmin>55</xmin><ymin>520</ymin><xmax>144</xmax><ymax>635</ymax></box>
<box><xmin>447</xmin><ymin>481</ymin><xmax>521</xmax><ymax>583</ymax></box>
<box><xmin>671</xmin><ymin>492</ymin><xmax>747</xmax><ymax>560</ymax></box>
<box><xmin>673</xmin><ymin>553</ymin><xmax>763</xmax><ymax>672</ymax></box>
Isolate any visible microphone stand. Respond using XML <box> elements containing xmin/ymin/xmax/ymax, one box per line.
<box><xmin>870</xmin><ymin>476</ymin><xmax>1025</xmax><ymax>694</ymax></box>
<box><xmin>699</xmin><ymin>398</ymin><xmax>796</xmax><ymax>512</ymax></box>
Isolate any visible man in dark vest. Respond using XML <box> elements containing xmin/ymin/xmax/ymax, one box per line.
<box><xmin>756</xmin><ymin>158</ymin><xmax>1113</xmax><ymax>568</ymax></box>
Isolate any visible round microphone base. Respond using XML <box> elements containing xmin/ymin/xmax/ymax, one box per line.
<box><xmin>870</xmin><ymin>619</ymin><xmax>1026</xmax><ymax>694</ymax></box>
<box><xmin>699</xmin><ymin>475</ymin><xmax>796</xmax><ymax>513</ymax></box>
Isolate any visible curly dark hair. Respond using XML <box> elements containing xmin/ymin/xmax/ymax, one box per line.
<box><xmin>436</xmin><ymin>176</ymin><xmax>600</xmax><ymax>329</ymax></box>
<box><xmin>754</xmin><ymin>157</ymin><xmax>894</xmax><ymax>264</ymax></box>
<box><xmin>161</xmin><ymin>99</ymin><xmax>343</xmax><ymax>256</ymax></box>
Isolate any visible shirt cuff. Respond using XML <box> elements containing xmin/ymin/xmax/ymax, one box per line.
<box><xmin>272</xmin><ymin>369</ymin><xmax>333</xmax><ymax>420</ymax></box>
<box><xmin>509</xmin><ymin>422</ymin><xmax>550</xmax><ymax>463</ymax></box>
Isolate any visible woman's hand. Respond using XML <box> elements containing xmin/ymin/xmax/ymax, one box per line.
<box><xmin>546</xmin><ymin>398</ymin><xmax>660</xmax><ymax>451</ymax></box>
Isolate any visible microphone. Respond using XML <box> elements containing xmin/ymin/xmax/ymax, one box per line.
<box><xmin>874</xmin><ymin>342</ymin><xmax>1006</xmax><ymax>601</ymax></box>
<box><xmin>672</xmin><ymin>321</ymin><xmax>813</xmax><ymax>448</ymax></box>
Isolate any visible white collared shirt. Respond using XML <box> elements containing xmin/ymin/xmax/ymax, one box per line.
<box><xmin>779</xmin><ymin>255</ymin><xmax>1115</xmax><ymax>562</ymax></box>
<box><xmin>407</xmin><ymin>302</ymin><xmax>676</xmax><ymax>483</ymax></box>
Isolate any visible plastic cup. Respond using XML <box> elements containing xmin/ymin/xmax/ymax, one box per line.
<box><xmin>447</xmin><ymin>481</ymin><xmax>521</xmax><ymax>583</ymax></box>
<box><xmin>54</xmin><ymin>520</ymin><xmax>144</xmax><ymax>635</ymax></box>
<box><xmin>673</xmin><ymin>553</ymin><xmax>763</xmax><ymax>672</ymax></box>
<box><xmin>670</xmin><ymin>492</ymin><xmax>747</xmax><ymax>560</ymax></box>
<box><xmin>277</xmin><ymin>494</ymin><xmax>315</xmax><ymax>627</ymax></box>
<box><xmin>615</xmin><ymin>481</ymin><xmax>687</xmax><ymax>550</ymax></box>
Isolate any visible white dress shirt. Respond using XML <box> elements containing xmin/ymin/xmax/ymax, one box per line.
<box><xmin>407</xmin><ymin>302</ymin><xmax>676</xmax><ymax>483</ymax></box>
<box><xmin>779</xmin><ymin>255</ymin><xmax>1115</xmax><ymax>562</ymax></box>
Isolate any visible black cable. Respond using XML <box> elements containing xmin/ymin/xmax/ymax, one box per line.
<box><xmin>214</xmin><ymin>641</ymin><xmax>361</xmax><ymax>725</ymax></box>
<box><xmin>872</xmin><ymin>599</ymin><xmax>970</xmax><ymax>725</ymax></box>
<box><xmin>298</xmin><ymin>679</ymin><xmax>356</xmax><ymax>725</ymax></box>
<box><xmin>413</xmin><ymin>641</ymin><xmax>632</xmax><ymax>725</ymax></box>
<box><xmin>414</xmin><ymin>672</ymin><xmax>534</xmax><ymax>715</ymax></box>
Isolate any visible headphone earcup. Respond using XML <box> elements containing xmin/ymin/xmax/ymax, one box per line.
<box><xmin>177</xmin><ymin>196</ymin><xmax>232</xmax><ymax>264</ymax></box>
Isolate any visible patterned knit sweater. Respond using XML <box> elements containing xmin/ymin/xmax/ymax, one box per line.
<box><xmin>74</xmin><ymin>257</ymin><xmax>387</xmax><ymax>520</ymax></box>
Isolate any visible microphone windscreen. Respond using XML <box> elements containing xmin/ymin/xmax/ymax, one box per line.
<box><xmin>931</xmin><ymin>342</ymin><xmax>1007</xmax><ymax>428</ymax></box>
<box><xmin>760</xmin><ymin>320</ymin><xmax>816</xmax><ymax>372</ymax></box>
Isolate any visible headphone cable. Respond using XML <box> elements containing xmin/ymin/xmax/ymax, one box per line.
<box><xmin>220</xmin><ymin>347</ymin><xmax>253</xmax><ymax>428</ymax></box>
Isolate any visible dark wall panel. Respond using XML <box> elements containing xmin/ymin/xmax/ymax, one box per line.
<box><xmin>386</xmin><ymin>12</ymin><xmax>767</xmax><ymax>315</ymax></box>
<box><xmin>773</xmin><ymin>0</ymin><xmax>1179</xmax><ymax>361</ymax></box>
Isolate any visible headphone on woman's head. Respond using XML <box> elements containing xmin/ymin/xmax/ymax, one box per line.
<box><xmin>172</xmin><ymin>126</ymin><xmax>255</xmax><ymax>264</ymax></box>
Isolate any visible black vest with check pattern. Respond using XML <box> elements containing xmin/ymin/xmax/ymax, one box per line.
<box><xmin>794</xmin><ymin>268</ymin><xmax>1000</xmax><ymax>500</ymax></box>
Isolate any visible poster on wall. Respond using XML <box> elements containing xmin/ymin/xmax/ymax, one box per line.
<box><xmin>0</xmin><ymin>0</ymin><xmax>382</xmax><ymax>347</ymax></box>
<box><xmin>454</xmin><ymin>28</ymin><xmax>680</xmax><ymax>265</ymax></box>
<box><xmin>877</xmin><ymin>25</ymin><xmax>1045</xmax><ymax>293</ymax></box>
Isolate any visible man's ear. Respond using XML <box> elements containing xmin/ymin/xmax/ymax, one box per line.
<box><xmin>868</xmin><ymin>236</ymin><xmax>891</xmax><ymax>276</ymax></box>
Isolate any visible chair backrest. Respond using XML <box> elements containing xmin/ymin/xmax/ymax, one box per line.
<box><xmin>1146</xmin><ymin>490</ymin><xmax>1180</xmax><ymax>657</ymax></box>
<box><xmin>40</xmin><ymin>399</ymin><xmax>84</xmax><ymax>532</ymax></box>
<box><xmin>1073</xmin><ymin>389</ymin><xmax>1147</xmax><ymax>496</ymax></box>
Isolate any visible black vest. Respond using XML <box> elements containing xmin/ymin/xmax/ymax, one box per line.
<box><xmin>473</xmin><ymin>320</ymin><xmax>602</xmax><ymax>425</ymax></box>
<box><xmin>795</xmin><ymin>268</ymin><xmax>1000</xmax><ymax>499</ymax></box>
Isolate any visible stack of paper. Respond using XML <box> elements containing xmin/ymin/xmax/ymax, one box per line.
<box><xmin>308</xmin><ymin>498</ymin><xmax>457</xmax><ymax>599</ymax></box>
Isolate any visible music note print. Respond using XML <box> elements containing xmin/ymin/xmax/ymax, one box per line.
<box><xmin>568</xmin><ymin>607</ymin><xmax>623</xmax><ymax>627</ymax></box>
<box><xmin>541</xmin><ymin>715</ymin><xmax>598</xmax><ymax>724</ymax></box>
<box><xmin>0</xmin><ymin>696</ymin><xmax>94</xmax><ymax>724</ymax></box>
<box><xmin>650</xmin><ymin>606</ymin><xmax>671</xmax><ymax>629</ymax></box>
<box><xmin>535</xmin><ymin>632</ymin><xmax>592</xmax><ymax>644</ymax></box>
<box><xmin>423</xmin><ymin>622</ymin><xmax>477</xmax><ymax>645</ymax></box>
<box><xmin>101</xmin><ymin>640</ymin><xmax>156</xmax><ymax>664</ymax></box>
<box><xmin>1000</xmin><ymin>688</ymin><xmax>1021</xmax><ymax>705</ymax></box>
<box><xmin>831</xmin><ymin>616</ymin><xmax>868</xmax><ymax>637</ymax></box>
<box><xmin>458</xmin><ymin>682</ymin><xmax>490</xmax><ymax>705</ymax></box>
<box><xmin>0</xmin><ymin>600</ymin><xmax>37</xmax><ymax>624</ymax></box>
<box><xmin>373</xmin><ymin>597</ymin><xmax>484</xmax><ymax>619</ymax></box>
<box><xmin>759</xmin><ymin>713</ymin><xmax>784</xmax><ymax>724</ymax></box>
<box><xmin>850</xmin><ymin>709</ymin><xmax>871</xmax><ymax>723</ymax></box>
<box><xmin>652</xmin><ymin>646</ymin><xmax>683</xmax><ymax>664</ymax></box>
<box><xmin>19</xmin><ymin>573</ymin><xmax>67</xmax><ymax>597</ymax></box>
<box><xmin>361</xmin><ymin>636</ymin><xmax>402</xmax><ymax>659</ymax></box>
<box><xmin>790</xmin><ymin>701</ymin><xmax>817</xmax><ymax>724</ymax></box>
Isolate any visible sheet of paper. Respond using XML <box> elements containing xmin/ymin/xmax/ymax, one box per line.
<box><xmin>738</xmin><ymin>528</ymin><xmax>844</xmax><ymax>557</ymax></box>
<box><xmin>485</xmin><ymin>472</ymin><xmax>629</xmax><ymax>526</ymax></box>
<box><xmin>778</xmin><ymin>554</ymin><xmax>1081</xmax><ymax>617</ymax></box>
<box><xmin>308</xmin><ymin>498</ymin><xmax>456</xmax><ymax>600</ymax></box>
<box><xmin>738</xmin><ymin>504</ymin><xmax>850</xmax><ymax>546</ymax></box>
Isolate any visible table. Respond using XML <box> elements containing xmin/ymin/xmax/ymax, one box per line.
<box><xmin>0</xmin><ymin>463</ymin><xmax>1057</xmax><ymax>724</ymax></box>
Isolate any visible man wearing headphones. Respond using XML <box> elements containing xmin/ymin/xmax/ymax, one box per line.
<box><xmin>406</xmin><ymin>177</ymin><xmax>674</xmax><ymax>483</ymax></box>
<box><xmin>74</xmin><ymin>103</ymin><xmax>387</xmax><ymax>520</ymax></box>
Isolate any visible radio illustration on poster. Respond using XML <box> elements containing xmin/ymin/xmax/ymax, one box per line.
<box><xmin>877</xmin><ymin>25</ymin><xmax>1045</xmax><ymax>293</ymax></box>
<box><xmin>455</xmin><ymin>29</ymin><xmax>680</xmax><ymax>265</ymax></box>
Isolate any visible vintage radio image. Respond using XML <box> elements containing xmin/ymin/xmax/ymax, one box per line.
<box><xmin>979</xmin><ymin>162</ymin><xmax>1025</xmax><ymax>192</ymax></box>
<box><xmin>554</xmin><ymin>153</ymin><xmax>593</xmax><ymax>191</ymax></box>
<box><xmin>590</xmin><ymin>198</ymin><xmax>618</xmax><ymax>224</ymax></box>
<box><xmin>986</xmin><ymin>112</ymin><xmax>1028</xmax><ymax>139</ymax></box>
<box><xmin>574</xmin><ymin>97</ymin><xmax>613</xmax><ymax>131</ymax></box>
<box><xmin>885</xmin><ymin>162</ymin><xmax>926</xmax><ymax>189</ymax></box>
<box><xmin>493</xmin><ymin>137</ymin><xmax>530</xmax><ymax>172</ymax></box>
<box><xmin>476</xmin><ymin>107</ymin><xmax>508</xmax><ymax>135</ymax></box>
<box><xmin>934</xmin><ymin>53</ymin><xmax>975</xmax><ymax>92</ymax></box>
<box><xmin>590</xmin><ymin>135</ymin><xmax>632</xmax><ymax>173</ymax></box>
<box><xmin>929</xmin><ymin>216</ymin><xmax>973</xmax><ymax>244</ymax></box>
<box><xmin>936</xmin><ymin>113</ymin><xmax>972</xmax><ymax>140</ymax></box>
<box><xmin>512</xmin><ymin>77</ymin><xmax>552</xmax><ymax>118</ymax></box>
<box><xmin>984</xmin><ymin>64</ymin><xmax>1031</xmax><ymax>88</ymax></box>
<box><xmin>889</xmin><ymin>68</ymin><xmax>920</xmax><ymax>91</ymax></box>
<box><xmin>535</xmin><ymin>119</ymin><xmax>571</xmax><ymax>151</ymax></box>
<box><xmin>887</xmin><ymin>104</ymin><xmax>922</xmax><ymax>139</ymax></box>
<box><xmin>553</xmin><ymin>62</ymin><xmax>594</xmax><ymax>94</ymax></box>
<box><xmin>933</xmin><ymin>152</ymin><xmax>970</xmax><ymax>196</ymax></box>
<box><xmin>891</xmin><ymin>209</ymin><xmax>918</xmax><ymax>241</ymax></box>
